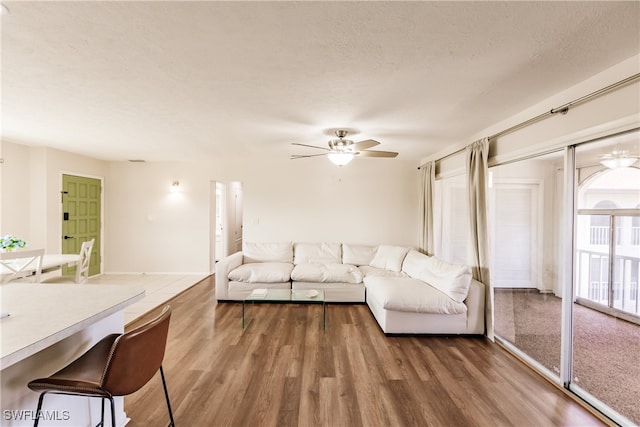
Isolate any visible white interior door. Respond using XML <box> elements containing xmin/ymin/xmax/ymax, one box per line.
<box><xmin>230</xmin><ymin>182</ymin><xmax>243</xmax><ymax>253</ymax></box>
<box><xmin>214</xmin><ymin>181</ymin><xmax>243</xmax><ymax>259</ymax></box>
<box><xmin>491</xmin><ymin>183</ymin><xmax>540</xmax><ymax>288</ymax></box>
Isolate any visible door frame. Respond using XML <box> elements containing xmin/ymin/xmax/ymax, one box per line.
<box><xmin>59</xmin><ymin>171</ymin><xmax>104</xmax><ymax>275</ymax></box>
<box><xmin>210</xmin><ymin>180</ymin><xmax>243</xmax><ymax>270</ymax></box>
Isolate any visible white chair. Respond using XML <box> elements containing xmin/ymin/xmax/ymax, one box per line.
<box><xmin>0</xmin><ymin>249</ymin><xmax>45</xmax><ymax>284</ymax></box>
<box><xmin>43</xmin><ymin>239</ymin><xmax>95</xmax><ymax>284</ymax></box>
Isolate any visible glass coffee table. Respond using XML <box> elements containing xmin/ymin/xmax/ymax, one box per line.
<box><xmin>242</xmin><ymin>289</ymin><xmax>326</xmax><ymax>329</ymax></box>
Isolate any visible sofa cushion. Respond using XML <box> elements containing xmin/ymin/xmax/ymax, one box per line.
<box><xmin>293</xmin><ymin>242</ymin><xmax>342</xmax><ymax>265</ymax></box>
<box><xmin>291</xmin><ymin>263</ymin><xmax>363</xmax><ymax>284</ymax></box>
<box><xmin>359</xmin><ymin>265</ymin><xmax>408</xmax><ymax>278</ymax></box>
<box><xmin>342</xmin><ymin>244</ymin><xmax>377</xmax><ymax>266</ymax></box>
<box><xmin>243</xmin><ymin>242</ymin><xmax>293</xmax><ymax>263</ymax></box>
<box><xmin>402</xmin><ymin>250</ymin><xmax>472</xmax><ymax>303</ymax></box>
<box><xmin>369</xmin><ymin>245</ymin><xmax>410</xmax><ymax>272</ymax></box>
<box><xmin>401</xmin><ymin>250</ymin><xmax>432</xmax><ymax>279</ymax></box>
<box><xmin>228</xmin><ymin>262</ymin><xmax>293</xmax><ymax>283</ymax></box>
<box><xmin>364</xmin><ymin>277</ymin><xmax>467</xmax><ymax>315</ymax></box>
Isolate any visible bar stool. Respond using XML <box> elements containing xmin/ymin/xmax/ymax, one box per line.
<box><xmin>28</xmin><ymin>306</ymin><xmax>175</xmax><ymax>427</ymax></box>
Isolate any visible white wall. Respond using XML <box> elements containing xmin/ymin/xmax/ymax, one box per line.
<box><xmin>104</xmin><ymin>161</ymin><xmax>213</xmax><ymax>274</ymax></box>
<box><xmin>429</xmin><ymin>55</ymin><xmax>640</xmax><ymax>174</ymax></box>
<box><xmin>1</xmin><ymin>142</ymin><xmax>108</xmax><ymax>260</ymax></box>
<box><xmin>0</xmin><ymin>142</ymin><xmax>31</xmax><ymax>241</ymax></box>
<box><xmin>1</xmin><ymin>143</ymin><xmax>418</xmax><ymax>275</ymax></box>
<box><xmin>241</xmin><ymin>157</ymin><xmax>417</xmax><ymax>246</ymax></box>
<box><xmin>104</xmin><ymin>156</ymin><xmax>419</xmax><ymax>273</ymax></box>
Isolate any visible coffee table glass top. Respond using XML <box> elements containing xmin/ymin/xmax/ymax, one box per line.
<box><xmin>245</xmin><ymin>288</ymin><xmax>324</xmax><ymax>302</ymax></box>
<box><xmin>242</xmin><ymin>289</ymin><xmax>326</xmax><ymax>329</ymax></box>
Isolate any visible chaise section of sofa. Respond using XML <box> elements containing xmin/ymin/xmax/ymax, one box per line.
<box><xmin>364</xmin><ymin>250</ymin><xmax>485</xmax><ymax>334</ymax></box>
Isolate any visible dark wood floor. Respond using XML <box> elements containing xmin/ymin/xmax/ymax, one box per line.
<box><xmin>125</xmin><ymin>277</ymin><xmax>605</xmax><ymax>427</ymax></box>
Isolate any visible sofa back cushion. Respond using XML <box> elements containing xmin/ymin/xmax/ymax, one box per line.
<box><xmin>402</xmin><ymin>250</ymin><xmax>472</xmax><ymax>303</ymax></box>
<box><xmin>342</xmin><ymin>244</ymin><xmax>377</xmax><ymax>266</ymax></box>
<box><xmin>243</xmin><ymin>241</ymin><xmax>293</xmax><ymax>263</ymax></box>
<box><xmin>369</xmin><ymin>245</ymin><xmax>410</xmax><ymax>272</ymax></box>
<box><xmin>401</xmin><ymin>250</ymin><xmax>431</xmax><ymax>279</ymax></box>
<box><xmin>293</xmin><ymin>242</ymin><xmax>342</xmax><ymax>265</ymax></box>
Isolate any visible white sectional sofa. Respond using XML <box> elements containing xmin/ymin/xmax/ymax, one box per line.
<box><xmin>215</xmin><ymin>241</ymin><xmax>485</xmax><ymax>335</ymax></box>
<box><xmin>215</xmin><ymin>242</ymin><xmax>365</xmax><ymax>302</ymax></box>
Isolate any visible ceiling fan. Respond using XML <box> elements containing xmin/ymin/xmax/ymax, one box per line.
<box><xmin>598</xmin><ymin>149</ymin><xmax>639</xmax><ymax>169</ymax></box>
<box><xmin>291</xmin><ymin>130</ymin><xmax>398</xmax><ymax>166</ymax></box>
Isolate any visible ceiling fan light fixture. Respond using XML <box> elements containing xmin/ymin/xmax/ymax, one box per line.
<box><xmin>600</xmin><ymin>157</ymin><xmax>637</xmax><ymax>169</ymax></box>
<box><xmin>327</xmin><ymin>151</ymin><xmax>354</xmax><ymax>166</ymax></box>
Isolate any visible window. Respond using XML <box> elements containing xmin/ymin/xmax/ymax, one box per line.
<box><xmin>576</xmin><ymin>168</ymin><xmax>640</xmax><ymax>316</ymax></box>
<box><xmin>435</xmin><ymin>176</ymin><xmax>468</xmax><ymax>264</ymax></box>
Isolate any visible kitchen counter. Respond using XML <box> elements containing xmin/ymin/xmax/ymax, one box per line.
<box><xmin>0</xmin><ymin>283</ymin><xmax>144</xmax><ymax>426</ymax></box>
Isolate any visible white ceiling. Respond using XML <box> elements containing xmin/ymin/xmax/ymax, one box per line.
<box><xmin>1</xmin><ymin>1</ymin><xmax>639</xmax><ymax>162</ymax></box>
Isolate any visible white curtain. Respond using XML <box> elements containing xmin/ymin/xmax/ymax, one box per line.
<box><xmin>466</xmin><ymin>138</ymin><xmax>493</xmax><ymax>339</ymax></box>
<box><xmin>419</xmin><ymin>161</ymin><xmax>436</xmax><ymax>255</ymax></box>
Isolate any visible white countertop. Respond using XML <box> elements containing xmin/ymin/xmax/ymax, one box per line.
<box><xmin>0</xmin><ymin>283</ymin><xmax>144</xmax><ymax>369</ymax></box>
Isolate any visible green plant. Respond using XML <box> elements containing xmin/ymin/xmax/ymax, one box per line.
<box><xmin>0</xmin><ymin>235</ymin><xmax>27</xmax><ymax>251</ymax></box>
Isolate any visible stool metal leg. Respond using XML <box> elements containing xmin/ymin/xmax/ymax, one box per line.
<box><xmin>108</xmin><ymin>396</ymin><xmax>116</xmax><ymax>427</ymax></box>
<box><xmin>160</xmin><ymin>366</ymin><xmax>176</xmax><ymax>427</ymax></box>
<box><xmin>33</xmin><ymin>392</ymin><xmax>46</xmax><ymax>427</ymax></box>
<box><xmin>95</xmin><ymin>397</ymin><xmax>105</xmax><ymax>427</ymax></box>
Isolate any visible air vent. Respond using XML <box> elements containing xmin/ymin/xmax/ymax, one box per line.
<box><xmin>128</xmin><ymin>159</ymin><xmax>146</xmax><ymax>163</ymax></box>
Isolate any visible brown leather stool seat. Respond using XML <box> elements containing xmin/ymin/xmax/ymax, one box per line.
<box><xmin>28</xmin><ymin>306</ymin><xmax>175</xmax><ymax>427</ymax></box>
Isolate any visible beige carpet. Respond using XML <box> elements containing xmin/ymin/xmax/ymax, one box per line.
<box><xmin>494</xmin><ymin>289</ymin><xmax>640</xmax><ymax>425</ymax></box>
<box><xmin>87</xmin><ymin>273</ymin><xmax>209</xmax><ymax>325</ymax></box>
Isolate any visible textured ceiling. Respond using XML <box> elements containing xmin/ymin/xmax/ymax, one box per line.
<box><xmin>1</xmin><ymin>1</ymin><xmax>639</xmax><ymax>162</ymax></box>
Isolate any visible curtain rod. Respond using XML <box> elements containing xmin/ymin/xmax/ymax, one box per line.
<box><xmin>418</xmin><ymin>72</ymin><xmax>640</xmax><ymax>170</ymax></box>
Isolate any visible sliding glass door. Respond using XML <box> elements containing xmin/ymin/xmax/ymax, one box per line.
<box><xmin>434</xmin><ymin>129</ymin><xmax>639</xmax><ymax>424</ymax></box>
<box><xmin>489</xmin><ymin>129</ymin><xmax>639</xmax><ymax>425</ymax></box>
<box><xmin>572</xmin><ymin>133</ymin><xmax>640</xmax><ymax>425</ymax></box>
<box><xmin>490</xmin><ymin>151</ymin><xmax>565</xmax><ymax>380</ymax></box>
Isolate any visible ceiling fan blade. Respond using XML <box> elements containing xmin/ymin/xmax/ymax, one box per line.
<box><xmin>357</xmin><ymin>150</ymin><xmax>398</xmax><ymax>158</ymax></box>
<box><xmin>351</xmin><ymin>139</ymin><xmax>380</xmax><ymax>150</ymax></box>
<box><xmin>291</xmin><ymin>143</ymin><xmax>330</xmax><ymax>151</ymax></box>
<box><xmin>290</xmin><ymin>153</ymin><xmax>329</xmax><ymax>159</ymax></box>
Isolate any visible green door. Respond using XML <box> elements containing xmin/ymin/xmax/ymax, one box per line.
<box><xmin>61</xmin><ymin>174</ymin><xmax>101</xmax><ymax>276</ymax></box>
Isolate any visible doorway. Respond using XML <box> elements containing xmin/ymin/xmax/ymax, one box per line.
<box><xmin>61</xmin><ymin>174</ymin><xmax>101</xmax><ymax>276</ymax></box>
<box><xmin>211</xmin><ymin>181</ymin><xmax>243</xmax><ymax>265</ymax></box>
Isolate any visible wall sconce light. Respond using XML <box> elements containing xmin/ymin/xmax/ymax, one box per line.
<box><xmin>170</xmin><ymin>181</ymin><xmax>180</xmax><ymax>193</ymax></box>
